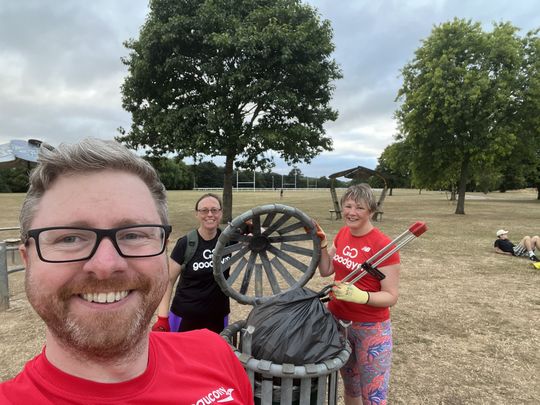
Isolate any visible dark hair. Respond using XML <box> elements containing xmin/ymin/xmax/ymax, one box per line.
<box><xmin>195</xmin><ymin>193</ymin><xmax>222</xmax><ymax>210</ymax></box>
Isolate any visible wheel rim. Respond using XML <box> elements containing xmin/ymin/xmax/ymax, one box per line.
<box><xmin>213</xmin><ymin>204</ymin><xmax>321</xmax><ymax>305</ymax></box>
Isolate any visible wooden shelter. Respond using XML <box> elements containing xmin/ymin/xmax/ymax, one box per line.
<box><xmin>328</xmin><ymin>166</ymin><xmax>388</xmax><ymax>221</ymax></box>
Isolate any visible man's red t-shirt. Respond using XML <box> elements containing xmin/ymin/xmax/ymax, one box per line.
<box><xmin>0</xmin><ymin>329</ymin><xmax>254</xmax><ymax>404</ymax></box>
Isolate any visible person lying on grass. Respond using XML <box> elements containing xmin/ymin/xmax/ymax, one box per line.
<box><xmin>494</xmin><ymin>229</ymin><xmax>539</xmax><ymax>262</ymax></box>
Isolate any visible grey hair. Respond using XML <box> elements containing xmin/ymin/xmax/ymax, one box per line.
<box><xmin>340</xmin><ymin>183</ymin><xmax>378</xmax><ymax>213</ymax></box>
<box><xmin>19</xmin><ymin>138</ymin><xmax>168</xmax><ymax>240</ymax></box>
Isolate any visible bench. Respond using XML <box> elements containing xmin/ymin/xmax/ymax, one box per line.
<box><xmin>329</xmin><ymin>209</ymin><xmax>341</xmax><ymax>220</ymax></box>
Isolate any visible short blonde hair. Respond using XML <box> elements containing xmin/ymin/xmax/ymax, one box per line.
<box><xmin>340</xmin><ymin>183</ymin><xmax>377</xmax><ymax>212</ymax></box>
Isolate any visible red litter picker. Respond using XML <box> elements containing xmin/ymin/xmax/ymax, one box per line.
<box><xmin>320</xmin><ymin>221</ymin><xmax>428</xmax><ymax>299</ymax></box>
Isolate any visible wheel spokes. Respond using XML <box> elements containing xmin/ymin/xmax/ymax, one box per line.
<box><xmin>213</xmin><ymin>204</ymin><xmax>321</xmax><ymax>305</ymax></box>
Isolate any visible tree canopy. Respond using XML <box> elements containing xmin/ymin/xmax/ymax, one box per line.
<box><xmin>376</xmin><ymin>141</ymin><xmax>413</xmax><ymax>189</ymax></box>
<box><xmin>146</xmin><ymin>157</ymin><xmax>192</xmax><ymax>190</ymax></box>
<box><xmin>0</xmin><ymin>167</ymin><xmax>29</xmax><ymax>193</ymax></box>
<box><xmin>506</xmin><ymin>30</ymin><xmax>540</xmax><ymax>198</ymax></box>
<box><xmin>118</xmin><ymin>0</ymin><xmax>341</xmax><ymax>221</ymax></box>
<box><xmin>395</xmin><ymin>19</ymin><xmax>538</xmax><ymax>214</ymax></box>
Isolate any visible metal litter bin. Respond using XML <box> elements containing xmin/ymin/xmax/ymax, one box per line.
<box><xmin>213</xmin><ymin>204</ymin><xmax>351</xmax><ymax>405</ymax></box>
<box><xmin>221</xmin><ymin>319</ymin><xmax>350</xmax><ymax>405</ymax></box>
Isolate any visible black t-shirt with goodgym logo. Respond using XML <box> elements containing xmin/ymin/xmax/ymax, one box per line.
<box><xmin>170</xmin><ymin>229</ymin><xmax>231</xmax><ymax>319</ymax></box>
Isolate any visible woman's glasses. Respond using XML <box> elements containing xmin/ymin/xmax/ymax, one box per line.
<box><xmin>196</xmin><ymin>208</ymin><xmax>222</xmax><ymax>215</ymax></box>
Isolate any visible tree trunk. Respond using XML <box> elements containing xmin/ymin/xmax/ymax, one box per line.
<box><xmin>191</xmin><ymin>154</ymin><xmax>198</xmax><ymax>189</ymax></box>
<box><xmin>450</xmin><ymin>185</ymin><xmax>457</xmax><ymax>201</ymax></box>
<box><xmin>377</xmin><ymin>186</ymin><xmax>388</xmax><ymax>208</ymax></box>
<box><xmin>536</xmin><ymin>184</ymin><xmax>540</xmax><ymax>200</ymax></box>
<box><xmin>222</xmin><ymin>154</ymin><xmax>235</xmax><ymax>224</ymax></box>
<box><xmin>455</xmin><ymin>158</ymin><xmax>469</xmax><ymax>215</ymax></box>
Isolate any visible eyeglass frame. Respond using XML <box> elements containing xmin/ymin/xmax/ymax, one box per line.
<box><xmin>24</xmin><ymin>224</ymin><xmax>172</xmax><ymax>263</ymax></box>
<box><xmin>196</xmin><ymin>208</ymin><xmax>222</xmax><ymax>215</ymax></box>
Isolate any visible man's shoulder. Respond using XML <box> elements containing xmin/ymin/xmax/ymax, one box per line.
<box><xmin>150</xmin><ymin>329</ymin><xmax>230</xmax><ymax>353</ymax></box>
<box><xmin>149</xmin><ymin>331</ymin><xmax>254</xmax><ymax>404</ymax></box>
<box><xmin>0</xmin><ymin>353</ymin><xmax>49</xmax><ymax>403</ymax></box>
<box><xmin>151</xmin><ymin>328</ymin><xmax>220</xmax><ymax>341</ymax></box>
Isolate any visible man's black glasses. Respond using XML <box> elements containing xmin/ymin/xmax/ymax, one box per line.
<box><xmin>25</xmin><ymin>225</ymin><xmax>172</xmax><ymax>263</ymax></box>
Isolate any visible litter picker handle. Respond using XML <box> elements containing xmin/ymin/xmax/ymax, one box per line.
<box><xmin>346</xmin><ymin>262</ymin><xmax>385</xmax><ymax>285</ymax></box>
<box><xmin>341</xmin><ymin>221</ymin><xmax>428</xmax><ymax>284</ymax></box>
<box><xmin>367</xmin><ymin>221</ymin><xmax>427</xmax><ymax>265</ymax></box>
<box><xmin>361</xmin><ymin>262</ymin><xmax>386</xmax><ymax>280</ymax></box>
<box><xmin>409</xmin><ymin>221</ymin><xmax>427</xmax><ymax>237</ymax></box>
<box><xmin>319</xmin><ymin>221</ymin><xmax>427</xmax><ymax>302</ymax></box>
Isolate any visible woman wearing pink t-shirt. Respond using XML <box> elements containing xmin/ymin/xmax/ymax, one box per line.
<box><xmin>318</xmin><ymin>183</ymin><xmax>401</xmax><ymax>405</ymax></box>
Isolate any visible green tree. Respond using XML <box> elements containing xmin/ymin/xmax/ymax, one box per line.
<box><xmin>395</xmin><ymin>19</ymin><xmax>524</xmax><ymax>214</ymax></box>
<box><xmin>258</xmin><ymin>171</ymin><xmax>279</xmax><ymax>189</ymax></box>
<box><xmin>195</xmin><ymin>161</ymin><xmax>225</xmax><ymax>188</ymax></box>
<box><xmin>376</xmin><ymin>141</ymin><xmax>412</xmax><ymax>189</ymax></box>
<box><xmin>118</xmin><ymin>0</ymin><xmax>341</xmax><ymax>221</ymax></box>
<box><xmin>0</xmin><ymin>167</ymin><xmax>30</xmax><ymax>192</ymax></box>
<box><xmin>470</xmin><ymin>160</ymin><xmax>503</xmax><ymax>193</ymax></box>
<box><xmin>316</xmin><ymin>176</ymin><xmax>332</xmax><ymax>188</ymax></box>
<box><xmin>283</xmin><ymin>166</ymin><xmax>302</xmax><ymax>188</ymax></box>
<box><xmin>512</xmin><ymin>30</ymin><xmax>540</xmax><ymax>198</ymax></box>
<box><xmin>147</xmin><ymin>157</ymin><xmax>192</xmax><ymax>190</ymax></box>
<box><xmin>0</xmin><ymin>170</ymin><xmax>10</xmax><ymax>192</ymax></box>
<box><xmin>467</xmin><ymin>30</ymin><xmax>540</xmax><ymax>196</ymax></box>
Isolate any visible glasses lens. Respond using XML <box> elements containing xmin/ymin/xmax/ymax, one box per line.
<box><xmin>198</xmin><ymin>208</ymin><xmax>221</xmax><ymax>215</ymax></box>
<box><xmin>116</xmin><ymin>226</ymin><xmax>166</xmax><ymax>256</ymax></box>
<box><xmin>34</xmin><ymin>226</ymin><xmax>168</xmax><ymax>262</ymax></box>
<box><xmin>38</xmin><ymin>228</ymin><xmax>96</xmax><ymax>262</ymax></box>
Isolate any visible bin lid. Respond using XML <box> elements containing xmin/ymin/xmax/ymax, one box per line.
<box><xmin>213</xmin><ymin>204</ymin><xmax>321</xmax><ymax>305</ymax></box>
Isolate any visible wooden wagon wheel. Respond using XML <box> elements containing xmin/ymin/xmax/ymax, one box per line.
<box><xmin>212</xmin><ymin>204</ymin><xmax>321</xmax><ymax>305</ymax></box>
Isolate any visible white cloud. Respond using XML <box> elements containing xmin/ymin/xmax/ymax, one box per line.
<box><xmin>1</xmin><ymin>0</ymin><xmax>539</xmax><ymax>178</ymax></box>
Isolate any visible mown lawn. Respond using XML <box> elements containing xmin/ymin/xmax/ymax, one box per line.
<box><xmin>1</xmin><ymin>188</ymin><xmax>539</xmax><ymax>404</ymax></box>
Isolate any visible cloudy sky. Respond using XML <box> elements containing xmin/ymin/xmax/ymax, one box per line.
<box><xmin>1</xmin><ymin>0</ymin><xmax>539</xmax><ymax>178</ymax></box>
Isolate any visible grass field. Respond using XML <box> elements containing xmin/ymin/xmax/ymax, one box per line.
<box><xmin>1</xmin><ymin>188</ymin><xmax>539</xmax><ymax>404</ymax></box>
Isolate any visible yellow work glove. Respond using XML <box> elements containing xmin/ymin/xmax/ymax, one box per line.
<box><xmin>332</xmin><ymin>282</ymin><xmax>370</xmax><ymax>304</ymax></box>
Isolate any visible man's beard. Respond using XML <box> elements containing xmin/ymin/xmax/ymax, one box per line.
<box><xmin>26</xmin><ymin>270</ymin><xmax>167</xmax><ymax>363</ymax></box>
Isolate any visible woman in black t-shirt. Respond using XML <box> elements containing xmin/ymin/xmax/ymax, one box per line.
<box><xmin>152</xmin><ymin>193</ymin><xmax>230</xmax><ymax>333</ymax></box>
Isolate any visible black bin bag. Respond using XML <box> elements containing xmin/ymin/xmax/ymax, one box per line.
<box><xmin>245</xmin><ymin>287</ymin><xmax>344</xmax><ymax>365</ymax></box>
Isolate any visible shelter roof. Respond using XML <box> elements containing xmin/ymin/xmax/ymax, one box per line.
<box><xmin>329</xmin><ymin>165</ymin><xmax>383</xmax><ymax>180</ymax></box>
<box><xmin>0</xmin><ymin>139</ymin><xmax>42</xmax><ymax>169</ymax></box>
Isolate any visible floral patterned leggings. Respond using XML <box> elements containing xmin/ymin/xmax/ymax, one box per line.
<box><xmin>340</xmin><ymin>319</ymin><xmax>393</xmax><ymax>404</ymax></box>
